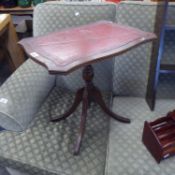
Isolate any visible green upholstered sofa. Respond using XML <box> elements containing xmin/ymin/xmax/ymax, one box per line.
<box><xmin>0</xmin><ymin>1</ymin><xmax>175</xmax><ymax>175</ymax></box>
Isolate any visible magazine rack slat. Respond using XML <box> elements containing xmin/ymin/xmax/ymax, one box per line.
<box><xmin>142</xmin><ymin>111</ymin><xmax>175</xmax><ymax>163</ymax></box>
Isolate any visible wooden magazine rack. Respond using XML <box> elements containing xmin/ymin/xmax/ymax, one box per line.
<box><xmin>142</xmin><ymin>111</ymin><xmax>175</xmax><ymax>163</ymax></box>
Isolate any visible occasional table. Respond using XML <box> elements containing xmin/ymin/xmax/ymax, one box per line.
<box><xmin>19</xmin><ymin>21</ymin><xmax>156</xmax><ymax>155</ymax></box>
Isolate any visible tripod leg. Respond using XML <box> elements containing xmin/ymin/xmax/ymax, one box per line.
<box><xmin>74</xmin><ymin>89</ymin><xmax>88</xmax><ymax>155</ymax></box>
<box><xmin>51</xmin><ymin>88</ymin><xmax>84</xmax><ymax>122</ymax></box>
<box><xmin>93</xmin><ymin>88</ymin><xmax>131</xmax><ymax>123</ymax></box>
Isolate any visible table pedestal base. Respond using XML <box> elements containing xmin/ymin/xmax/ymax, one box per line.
<box><xmin>51</xmin><ymin>65</ymin><xmax>130</xmax><ymax>155</ymax></box>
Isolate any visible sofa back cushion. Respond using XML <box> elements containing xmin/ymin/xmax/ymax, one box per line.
<box><xmin>34</xmin><ymin>2</ymin><xmax>117</xmax><ymax>36</ymax></box>
<box><xmin>33</xmin><ymin>2</ymin><xmax>117</xmax><ymax>92</ymax></box>
<box><xmin>113</xmin><ymin>1</ymin><xmax>163</xmax><ymax>97</ymax></box>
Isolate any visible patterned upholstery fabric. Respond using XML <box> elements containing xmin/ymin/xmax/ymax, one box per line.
<box><xmin>34</xmin><ymin>2</ymin><xmax>117</xmax><ymax>36</ymax></box>
<box><xmin>106</xmin><ymin>97</ymin><xmax>175</xmax><ymax>175</ymax></box>
<box><xmin>113</xmin><ymin>2</ymin><xmax>163</xmax><ymax>97</ymax></box>
<box><xmin>0</xmin><ymin>88</ymin><xmax>109</xmax><ymax>175</ymax></box>
<box><xmin>113</xmin><ymin>2</ymin><xmax>175</xmax><ymax>98</ymax></box>
<box><xmin>0</xmin><ymin>59</ymin><xmax>55</xmax><ymax>131</ymax></box>
<box><xmin>57</xmin><ymin>60</ymin><xmax>114</xmax><ymax>92</ymax></box>
<box><xmin>33</xmin><ymin>2</ymin><xmax>117</xmax><ymax>92</ymax></box>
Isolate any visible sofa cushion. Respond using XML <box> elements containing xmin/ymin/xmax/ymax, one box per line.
<box><xmin>33</xmin><ymin>2</ymin><xmax>117</xmax><ymax>92</ymax></box>
<box><xmin>113</xmin><ymin>2</ymin><xmax>163</xmax><ymax>97</ymax></box>
<box><xmin>0</xmin><ymin>88</ymin><xmax>109</xmax><ymax>175</ymax></box>
<box><xmin>106</xmin><ymin>97</ymin><xmax>175</xmax><ymax>175</ymax></box>
<box><xmin>33</xmin><ymin>2</ymin><xmax>117</xmax><ymax>37</ymax></box>
<box><xmin>0</xmin><ymin>59</ymin><xmax>55</xmax><ymax>131</ymax></box>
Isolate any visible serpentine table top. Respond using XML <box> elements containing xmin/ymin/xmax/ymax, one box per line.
<box><xmin>19</xmin><ymin>20</ymin><xmax>156</xmax><ymax>75</ymax></box>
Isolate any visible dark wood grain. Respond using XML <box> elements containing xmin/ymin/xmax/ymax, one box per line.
<box><xmin>51</xmin><ymin>65</ymin><xmax>130</xmax><ymax>154</ymax></box>
<box><xmin>146</xmin><ymin>1</ymin><xmax>169</xmax><ymax>111</ymax></box>
<box><xmin>19</xmin><ymin>21</ymin><xmax>156</xmax><ymax>75</ymax></box>
<box><xmin>142</xmin><ymin>110</ymin><xmax>175</xmax><ymax>163</ymax></box>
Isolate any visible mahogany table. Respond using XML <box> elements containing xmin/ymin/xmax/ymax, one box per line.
<box><xmin>19</xmin><ymin>21</ymin><xmax>156</xmax><ymax>155</ymax></box>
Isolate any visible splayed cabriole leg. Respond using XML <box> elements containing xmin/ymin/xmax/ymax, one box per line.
<box><xmin>74</xmin><ymin>89</ymin><xmax>88</xmax><ymax>155</ymax></box>
<box><xmin>51</xmin><ymin>65</ymin><xmax>131</xmax><ymax>155</ymax></box>
<box><xmin>92</xmin><ymin>87</ymin><xmax>130</xmax><ymax>123</ymax></box>
<box><xmin>51</xmin><ymin>88</ymin><xmax>84</xmax><ymax>122</ymax></box>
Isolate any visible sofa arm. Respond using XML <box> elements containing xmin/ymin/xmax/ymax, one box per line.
<box><xmin>0</xmin><ymin>59</ymin><xmax>56</xmax><ymax>132</ymax></box>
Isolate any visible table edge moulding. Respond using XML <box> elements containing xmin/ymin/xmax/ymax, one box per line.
<box><xmin>19</xmin><ymin>21</ymin><xmax>156</xmax><ymax>75</ymax></box>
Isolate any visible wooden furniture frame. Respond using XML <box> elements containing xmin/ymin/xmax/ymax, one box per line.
<box><xmin>143</xmin><ymin>111</ymin><xmax>175</xmax><ymax>163</ymax></box>
<box><xmin>19</xmin><ymin>21</ymin><xmax>156</xmax><ymax>155</ymax></box>
<box><xmin>0</xmin><ymin>14</ymin><xmax>25</xmax><ymax>71</ymax></box>
<box><xmin>146</xmin><ymin>0</ymin><xmax>175</xmax><ymax>110</ymax></box>
<box><xmin>0</xmin><ymin>6</ymin><xmax>33</xmax><ymax>15</ymax></box>
<box><xmin>52</xmin><ymin>64</ymin><xmax>130</xmax><ymax>155</ymax></box>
